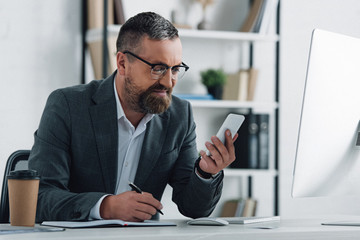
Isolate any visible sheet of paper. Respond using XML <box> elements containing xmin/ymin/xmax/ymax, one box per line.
<box><xmin>0</xmin><ymin>225</ymin><xmax>64</xmax><ymax>235</ymax></box>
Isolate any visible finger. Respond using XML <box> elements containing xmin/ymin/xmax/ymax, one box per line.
<box><xmin>224</xmin><ymin>130</ymin><xmax>236</xmax><ymax>163</ymax></box>
<box><xmin>232</xmin><ymin>133</ymin><xmax>239</xmax><ymax>142</ymax></box>
<box><xmin>130</xmin><ymin>194</ymin><xmax>161</xmax><ymax>220</ymax></box>
<box><xmin>132</xmin><ymin>209</ymin><xmax>153</xmax><ymax>221</ymax></box>
<box><xmin>133</xmin><ymin>203</ymin><xmax>157</xmax><ymax>219</ymax></box>
<box><xmin>199</xmin><ymin>150</ymin><xmax>215</xmax><ymax>168</ymax></box>
<box><xmin>199</xmin><ymin>151</ymin><xmax>219</xmax><ymax>174</ymax></box>
<box><xmin>205</xmin><ymin>141</ymin><xmax>220</xmax><ymax>163</ymax></box>
<box><xmin>211</xmin><ymin>135</ymin><xmax>229</xmax><ymax>163</ymax></box>
<box><xmin>127</xmin><ymin>216</ymin><xmax>145</xmax><ymax>222</ymax></box>
<box><xmin>138</xmin><ymin>192</ymin><xmax>163</xmax><ymax>212</ymax></box>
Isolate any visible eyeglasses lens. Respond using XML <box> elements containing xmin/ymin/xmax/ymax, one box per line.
<box><xmin>151</xmin><ymin>66</ymin><xmax>186</xmax><ymax>80</ymax></box>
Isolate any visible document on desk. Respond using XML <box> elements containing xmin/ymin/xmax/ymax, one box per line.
<box><xmin>41</xmin><ymin>219</ymin><xmax>176</xmax><ymax>228</ymax></box>
<box><xmin>0</xmin><ymin>225</ymin><xmax>65</xmax><ymax>235</ymax></box>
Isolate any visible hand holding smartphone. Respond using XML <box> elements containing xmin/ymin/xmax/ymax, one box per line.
<box><xmin>206</xmin><ymin>114</ymin><xmax>245</xmax><ymax>156</ymax></box>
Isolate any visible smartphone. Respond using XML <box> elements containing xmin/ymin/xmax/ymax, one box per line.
<box><xmin>206</xmin><ymin>113</ymin><xmax>245</xmax><ymax>156</ymax></box>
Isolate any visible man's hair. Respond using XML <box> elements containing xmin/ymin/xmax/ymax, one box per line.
<box><xmin>116</xmin><ymin>12</ymin><xmax>179</xmax><ymax>53</ymax></box>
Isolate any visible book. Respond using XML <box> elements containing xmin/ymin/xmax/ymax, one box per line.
<box><xmin>220</xmin><ymin>197</ymin><xmax>258</xmax><ymax>219</ymax></box>
<box><xmin>240</xmin><ymin>0</ymin><xmax>264</xmax><ymax>32</ymax></box>
<box><xmin>87</xmin><ymin>0</ymin><xmax>114</xmax><ymax>30</ymax></box>
<box><xmin>258</xmin><ymin>114</ymin><xmax>269</xmax><ymax>169</ymax></box>
<box><xmin>247</xmin><ymin>68</ymin><xmax>258</xmax><ymax>101</ymax></box>
<box><xmin>252</xmin><ymin>0</ymin><xmax>268</xmax><ymax>32</ymax></box>
<box><xmin>222</xmin><ymin>68</ymin><xmax>258</xmax><ymax>102</ymax></box>
<box><xmin>222</xmin><ymin>216</ymin><xmax>280</xmax><ymax>224</ymax></box>
<box><xmin>230</xmin><ymin>113</ymin><xmax>258</xmax><ymax>169</ymax></box>
<box><xmin>107</xmin><ymin>35</ymin><xmax>118</xmax><ymax>74</ymax></box>
<box><xmin>248</xmin><ymin>114</ymin><xmax>259</xmax><ymax>169</ymax></box>
<box><xmin>220</xmin><ymin>199</ymin><xmax>239</xmax><ymax>217</ymax></box>
<box><xmin>242</xmin><ymin>198</ymin><xmax>257</xmax><ymax>217</ymax></box>
<box><xmin>230</xmin><ymin>113</ymin><xmax>269</xmax><ymax>169</ymax></box>
<box><xmin>230</xmin><ymin>113</ymin><xmax>250</xmax><ymax>169</ymax></box>
<box><xmin>87</xmin><ymin>35</ymin><xmax>117</xmax><ymax>80</ymax></box>
<box><xmin>223</xmin><ymin>70</ymin><xmax>249</xmax><ymax>101</ymax></box>
<box><xmin>220</xmin><ymin>198</ymin><xmax>246</xmax><ymax>217</ymax></box>
<box><xmin>234</xmin><ymin>198</ymin><xmax>246</xmax><ymax>217</ymax></box>
<box><xmin>41</xmin><ymin>219</ymin><xmax>176</xmax><ymax>228</ymax></box>
<box><xmin>87</xmin><ymin>40</ymin><xmax>103</xmax><ymax>80</ymax></box>
<box><xmin>114</xmin><ymin>0</ymin><xmax>125</xmax><ymax>25</ymax></box>
<box><xmin>258</xmin><ymin>0</ymin><xmax>279</xmax><ymax>34</ymax></box>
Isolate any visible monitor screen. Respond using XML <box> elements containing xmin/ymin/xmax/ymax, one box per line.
<box><xmin>292</xmin><ymin>29</ymin><xmax>360</xmax><ymax>198</ymax></box>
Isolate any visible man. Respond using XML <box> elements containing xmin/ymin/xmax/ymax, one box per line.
<box><xmin>28</xmin><ymin>12</ymin><xmax>237</xmax><ymax>222</ymax></box>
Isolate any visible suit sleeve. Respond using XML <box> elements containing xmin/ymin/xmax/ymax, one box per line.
<box><xmin>28</xmin><ymin>90</ymin><xmax>105</xmax><ymax>222</ymax></box>
<box><xmin>169</xmin><ymin>102</ymin><xmax>223</xmax><ymax>218</ymax></box>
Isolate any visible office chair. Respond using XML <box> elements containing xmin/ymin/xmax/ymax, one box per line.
<box><xmin>0</xmin><ymin>150</ymin><xmax>30</xmax><ymax>223</ymax></box>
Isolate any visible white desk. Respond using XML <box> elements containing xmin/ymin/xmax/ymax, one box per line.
<box><xmin>2</xmin><ymin>216</ymin><xmax>360</xmax><ymax>240</ymax></box>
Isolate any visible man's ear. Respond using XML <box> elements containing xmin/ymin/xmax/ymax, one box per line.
<box><xmin>116</xmin><ymin>52</ymin><xmax>126</xmax><ymax>75</ymax></box>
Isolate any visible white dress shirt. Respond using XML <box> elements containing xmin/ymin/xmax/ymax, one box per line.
<box><xmin>89</xmin><ymin>78</ymin><xmax>153</xmax><ymax>219</ymax></box>
<box><xmin>113</xmin><ymin>85</ymin><xmax>154</xmax><ymax>194</ymax></box>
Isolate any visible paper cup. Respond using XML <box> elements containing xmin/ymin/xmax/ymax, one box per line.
<box><xmin>7</xmin><ymin>170</ymin><xmax>40</xmax><ymax>227</ymax></box>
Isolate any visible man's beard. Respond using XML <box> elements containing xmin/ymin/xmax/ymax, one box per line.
<box><xmin>123</xmin><ymin>76</ymin><xmax>172</xmax><ymax>114</ymax></box>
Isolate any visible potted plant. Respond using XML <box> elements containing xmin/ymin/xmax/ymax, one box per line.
<box><xmin>200</xmin><ymin>68</ymin><xmax>227</xmax><ymax>99</ymax></box>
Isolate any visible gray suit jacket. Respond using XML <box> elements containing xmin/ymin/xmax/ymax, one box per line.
<box><xmin>28</xmin><ymin>72</ymin><xmax>223</xmax><ymax>222</ymax></box>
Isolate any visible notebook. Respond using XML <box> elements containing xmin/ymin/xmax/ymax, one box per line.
<box><xmin>41</xmin><ymin>219</ymin><xmax>176</xmax><ymax>228</ymax></box>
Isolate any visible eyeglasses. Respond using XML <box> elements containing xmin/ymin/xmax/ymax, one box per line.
<box><xmin>123</xmin><ymin>51</ymin><xmax>189</xmax><ymax>80</ymax></box>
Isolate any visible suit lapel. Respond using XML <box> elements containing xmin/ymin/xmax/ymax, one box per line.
<box><xmin>134</xmin><ymin>112</ymin><xmax>169</xmax><ymax>187</ymax></box>
<box><xmin>89</xmin><ymin>73</ymin><xmax>118</xmax><ymax>193</ymax></box>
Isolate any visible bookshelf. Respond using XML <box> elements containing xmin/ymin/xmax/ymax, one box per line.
<box><xmin>82</xmin><ymin>0</ymin><xmax>280</xmax><ymax>217</ymax></box>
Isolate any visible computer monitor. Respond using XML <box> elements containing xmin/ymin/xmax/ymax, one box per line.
<box><xmin>292</xmin><ymin>29</ymin><xmax>360</xmax><ymax>226</ymax></box>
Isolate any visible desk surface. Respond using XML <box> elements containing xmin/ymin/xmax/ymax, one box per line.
<box><xmin>2</xmin><ymin>216</ymin><xmax>360</xmax><ymax>240</ymax></box>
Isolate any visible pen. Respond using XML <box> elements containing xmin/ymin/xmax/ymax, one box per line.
<box><xmin>129</xmin><ymin>182</ymin><xmax>164</xmax><ymax>215</ymax></box>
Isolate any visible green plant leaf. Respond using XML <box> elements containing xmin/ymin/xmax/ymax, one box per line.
<box><xmin>200</xmin><ymin>69</ymin><xmax>227</xmax><ymax>87</ymax></box>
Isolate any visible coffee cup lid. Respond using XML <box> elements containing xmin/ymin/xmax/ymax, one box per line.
<box><xmin>7</xmin><ymin>170</ymin><xmax>40</xmax><ymax>180</ymax></box>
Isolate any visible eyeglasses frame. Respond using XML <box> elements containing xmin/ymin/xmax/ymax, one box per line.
<box><xmin>122</xmin><ymin>50</ymin><xmax>189</xmax><ymax>80</ymax></box>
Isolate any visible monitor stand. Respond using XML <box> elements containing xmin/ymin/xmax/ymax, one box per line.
<box><xmin>322</xmin><ymin>221</ymin><xmax>360</xmax><ymax>227</ymax></box>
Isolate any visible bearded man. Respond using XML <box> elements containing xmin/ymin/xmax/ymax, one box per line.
<box><xmin>28</xmin><ymin>12</ymin><xmax>237</xmax><ymax>222</ymax></box>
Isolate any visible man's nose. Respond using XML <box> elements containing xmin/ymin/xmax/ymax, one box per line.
<box><xmin>159</xmin><ymin>69</ymin><xmax>174</xmax><ymax>88</ymax></box>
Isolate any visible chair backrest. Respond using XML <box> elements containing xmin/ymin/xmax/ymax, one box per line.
<box><xmin>0</xmin><ymin>150</ymin><xmax>30</xmax><ymax>223</ymax></box>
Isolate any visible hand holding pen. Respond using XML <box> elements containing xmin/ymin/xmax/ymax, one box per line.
<box><xmin>129</xmin><ymin>182</ymin><xmax>164</xmax><ymax>215</ymax></box>
<box><xmin>99</xmin><ymin>184</ymin><xmax>163</xmax><ymax>221</ymax></box>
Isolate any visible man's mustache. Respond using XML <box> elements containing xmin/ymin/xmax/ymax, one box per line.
<box><xmin>149</xmin><ymin>83</ymin><xmax>170</xmax><ymax>92</ymax></box>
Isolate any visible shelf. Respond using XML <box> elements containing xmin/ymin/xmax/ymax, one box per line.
<box><xmin>86</xmin><ymin>25</ymin><xmax>280</xmax><ymax>43</ymax></box>
<box><xmin>188</xmin><ymin>100</ymin><xmax>278</xmax><ymax>110</ymax></box>
<box><xmin>224</xmin><ymin>168</ymin><xmax>278</xmax><ymax>177</ymax></box>
<box><xmin>178</xmin><ymin>29</ymin><xmax>279</xmax><ymax>42</ymax></box>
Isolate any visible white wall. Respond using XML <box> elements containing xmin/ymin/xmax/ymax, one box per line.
<box><xmin>280</xmin><ymin>0</ymin><xmax>360</xmax><ymax>217</ymax></box>
<box><xmin>0</xmin><ymin>0</ymin><xmax>81</xmax><ymax>185</ymax></box>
